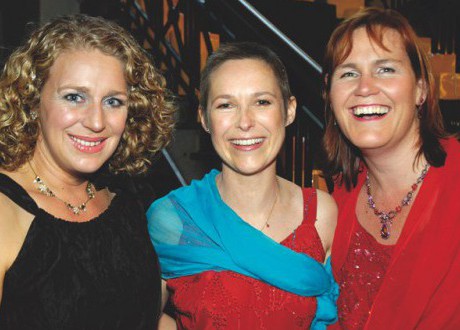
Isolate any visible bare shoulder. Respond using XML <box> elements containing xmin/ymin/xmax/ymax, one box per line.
<box><xmin>0</xmin><ymin>193</ymin><xmax>20</xmax><ymax>278</ymax></box>
<box><xmin>0</xmin><ymin>192</ymin><xmax>20</xmax><ymax>240</ymax></box>
<box><xmin>0</xmin><ymin>191</ymin><xmax>34</xmax><ymax>276</ymax></box>
<box><xmin>316</xmin><ymin>190</ymin><xmax>338</xmax><ymax>224</ymax></box>
<box><xmin>315</xmin><ymin>189</ymin><xmax>338</xmax><ymax>258</ymax></box>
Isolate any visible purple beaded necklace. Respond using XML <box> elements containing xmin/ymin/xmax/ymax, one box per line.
<box><xmin>366</xmin><ymin>163</ymin><xmax>429</xmax><ymax>239</ymax></box>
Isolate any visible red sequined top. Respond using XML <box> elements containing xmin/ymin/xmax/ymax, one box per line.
<box><xmin>337</xmin><ymin>220</ymin><xmax>395</xmax><ymax>329</ymax></box>
<box><xmin>166</xmin><ymin>188</ymin><xmax>325</xmax><ymax>329</ymax></box>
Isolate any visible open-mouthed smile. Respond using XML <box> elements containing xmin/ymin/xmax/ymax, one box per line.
<box><xmin>352</xmin><ymin>105</ymin><xmax>389</xmax><ymax>119</ymax></box>
<box><xmin>69</xmin><ymin>134</ymin><xmax>107</xmax><ymax>153</ymax></box>
<box><xmin>231</xmin><ymin>138</ymin><xmax>264</xmax><ymax>146</ymax></box>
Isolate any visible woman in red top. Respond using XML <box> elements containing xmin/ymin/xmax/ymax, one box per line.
<box><xmin>148</xmin><ymin>42</ymin><xmax>338</xmax><ymax>329</ymax></box>
<box><xmin>322</xmin><ymin>7</ymin><xmax>460</xmax><ymax>329</ymax></box>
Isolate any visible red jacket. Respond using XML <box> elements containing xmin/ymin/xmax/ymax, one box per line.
<box><xmin>331</xmin><ymin>138</ymin><xmax>460</xmax><ymax>329</ymax></box>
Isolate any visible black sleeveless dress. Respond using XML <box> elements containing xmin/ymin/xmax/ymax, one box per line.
<box><xmin>0</xmin><ymin>174</ymin><xmax>162</xmax><ymax>329</ymax></box>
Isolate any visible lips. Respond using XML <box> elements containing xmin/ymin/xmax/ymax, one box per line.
<box><xmin>231</xmin><ymin>138</ymin><xmax>264</xmax><ymax>146</ymax></box>
<box><xmin>352</xmin><ymin>105</ymin><xmax>389</xmax><ymax>118</ymax></box>
<box><xmin>230</xmin><ymin>137</ymin><xmax>265</xmax><ymax>151</ymax></box>
<box><xmin>69</xmin><ymin>134</ymin><xmax>107</xmax><ymax>153</ymax></box>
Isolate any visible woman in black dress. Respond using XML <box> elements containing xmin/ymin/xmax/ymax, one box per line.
<box><xmin>0</xmin><ymin>14</ymin><xmax>175</xmax><ymax>329</ymax></box>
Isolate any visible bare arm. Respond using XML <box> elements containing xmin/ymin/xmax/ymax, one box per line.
<box><xmin>158</xmin><ymin>313</ymin><xmax>176</xmax><ymax>330</ymax></box>
<box><xmin>158</xmin><ymin>279</ymin><xmax>177</xmax><ymax>330</ymax></box>
<box><xmin>0</xmin><ymin>193</ymin><xmax>34</xmax><ymax>306</ymax></box>
<box><xmin>315</xmin><ymin>190</ymin><xmax>338</xmax><ymax>260</ymax></box>
<box><xmin>0</xmin><ymin>266</ymin><xmax>4</xmax><ymax>303</ymax></box>
<box><xmin>0</xmin><ymin>195</ymin><xmax>18</xmax><ymax>304</ymax></box>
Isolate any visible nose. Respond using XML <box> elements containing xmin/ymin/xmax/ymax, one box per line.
<box><xmin>236</xmin><ymin>107</ymin><xmax>255</xmax><ymax>131</ymax></box>
<box><xmin>355</xmin><ymin>73</ymin><xmax>379</xmax><ymax>97</ymax></box>
<box><xmin>83</xmin><ymin>102</ymin><xmax>105</xmax><ymax>132</ymax></box>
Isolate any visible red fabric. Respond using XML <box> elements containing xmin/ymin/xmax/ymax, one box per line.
<box><xmin>331</xmin><ymin>138</ymin><xmax>460</xmax><ymax>330</ymax></box>
<box><xmin>336</xmin><ymin>220</ymin><xmax>395</xmax><ymax>329</ymax></box>
<box><xmin>167</xmin><ymin>188</ymin><xmax>325</xmax><ymax>329</ymax></box>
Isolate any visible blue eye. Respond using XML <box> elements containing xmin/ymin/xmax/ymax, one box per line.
<box><xmin>64</xmin><ymin>93</ymin><xmax>84</xmax><ymax>103</ymax></box>
<box><xmin>104</xmin><ymin>97</ymin><xmax>125</xmax><ymax>108</ymax></box>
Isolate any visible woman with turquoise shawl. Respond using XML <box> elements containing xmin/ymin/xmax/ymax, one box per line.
<box><xmin>147</xmin><ymin>42</ymin><xmax>339</xmax><ymax>329</ymax></box>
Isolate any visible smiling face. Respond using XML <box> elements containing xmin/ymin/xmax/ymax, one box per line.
<box><xmin>35</xmin><ymin>49</ymin><xmax>128</xmax><ymax>176</ymax></box>
<box><xmin>329</xmin><ymin>27</ymin><xmax>425</xmax><ymax>155</ymax></box>
<box><xmin>201</xmin><ymin>58</ymin><xmax>296</xmax><ymax>176</ymax></box>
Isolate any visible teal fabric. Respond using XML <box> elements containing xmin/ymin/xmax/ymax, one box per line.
<box><xmin>147</xmin><ymin>169</ymin><xmax>338</xmax><ymax>329</ymax></box>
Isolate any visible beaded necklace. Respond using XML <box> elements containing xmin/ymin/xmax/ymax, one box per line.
<box><xmin>366</xmin><ymin>164</ymin><xmax>429</xmax><ymax>239</ymax></box>
<box><xmin>29</xmin><ymin>162</ymin><xmax>96</xmax><ymax>215</ymax></box>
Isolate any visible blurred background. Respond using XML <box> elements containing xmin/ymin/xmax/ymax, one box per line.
<box><xmin>1</xmin><ymin>0</ymin><xmax>459</xmax><ymax>197</ymax></box>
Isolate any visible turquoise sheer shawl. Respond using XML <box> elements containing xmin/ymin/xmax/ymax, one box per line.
<box><xmin>147</xmin><ymin>170</ymin><xmax>338</xmax><ymax>329</ymax></box>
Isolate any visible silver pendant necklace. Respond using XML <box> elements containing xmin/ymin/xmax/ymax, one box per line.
<box><xmin>29</xmin><ymin>162</ymin><xmax>96</xmax><ymax>215</ymax></box>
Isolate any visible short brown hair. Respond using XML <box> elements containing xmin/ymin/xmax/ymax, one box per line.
<box><xmin>321</xmin><ymin>7</ymin><xmax>448</xmax><ymax>189</ymax></box>
<box><xmin>199</xmin><ymin>42</ymin><xmax>292</xmax><ymax>114</ymax></box>
<box><xmin>0</xmin><ymin>14</ymin><xmax>175</xmax><ymax>175</ymax></box>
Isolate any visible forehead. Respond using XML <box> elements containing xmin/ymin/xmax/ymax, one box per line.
<box><xmin>338</xmin><ymin>27</ymin><xmax>408</xmax><ymax>65</ymax></box>
<box><xmin>209</xmin><ymin>59</ymin><xmax>278</xmax><ymax>91</ymax></box>
<box><xmin>49</xmin><ymin>49</ymin><xmax>123</xmax><ymax>73</ymax></box>
<box><xmin>212</xmin><ymin>58</ymin><xmax>274</xmax><ymax>76</ymax></box>
<box><xmin>43</xmin><ymin>49</ymin><xmax>127</xmax><ymax>91</ymax></box>
<box><xmin>358</xmin><ymin>27</ymin><xmax>403</xmax><ymax>51</ymax></box>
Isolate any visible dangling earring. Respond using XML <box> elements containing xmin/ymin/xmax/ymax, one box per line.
<box><xmin>416</xmin><ymin>103</ymin><xmax>423</xmax><ymax>119</ymax></box>
<box><xmin>30</xmin><ymin>110</ymin><xmax>38</xmax><ymax>121</ymax></box>
<box><xmin>417</xmin><ymin>98</ymin><xmax>425</xmax><ymax>119</ymax></box>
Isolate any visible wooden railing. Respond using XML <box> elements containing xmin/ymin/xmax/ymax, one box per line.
<box><xmin>118</xmin><ymin>0</ymin><xmax>459</xmax><ymax>190</ymax></box>
<box><xmin>120</xmin><ymin>0</ymin><xmax>330</xmax><ymax>188</ymax></box>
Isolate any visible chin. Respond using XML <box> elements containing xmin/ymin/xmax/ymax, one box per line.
<box><xmin>354</xmin><ymin>139</ymin><xmax>392</xmax><ymax>152</ymax></box>
<box><xmin>346</xmin><ymin>131</ymin><xmax>388</xmax><ymax>148</ymax></box>
<box><xmin>71</xmin><ymin>159</ymin><xmax>108</xmax><ymax>175</ymax></box>
<box><xmin>227</xmin><ymin>162</ymin><xmax>274</xmax><ymax>176</ymax></box>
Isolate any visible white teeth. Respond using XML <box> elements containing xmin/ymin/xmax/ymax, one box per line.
<box><xmin>232</xmin><ymin>138</ymin><xmax>264</xmax><ymax>146</ymax></box>
<box><xmin>353</xmin><ymin>106</ymin><xmax>389</xmax><ymax>116</ymax></box>
<box><xmin>70</xmin><ymin>136</ymin><xmax>102</xmax><ymax>147</ymax></box>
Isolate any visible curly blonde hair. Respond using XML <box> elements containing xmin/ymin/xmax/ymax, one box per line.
<box><xmin>0</xmin><ymin>14</ymin><xmax>175</xmax><ymax>175</ymax></box>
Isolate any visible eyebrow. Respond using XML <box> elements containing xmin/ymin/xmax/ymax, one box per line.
<box><xmin>210</xmin><ymin>91</ymin><xmax>277</xmax><ymax>103</ymax></box>
<box><xmin>336</xmin><ymin>58</ymin><xmax>403</xmax><ymax>71</ymax></box>
<box><xmin>58</xmin><ymin>85</ymin><xmax>128</xmax><ymax>96</ymax></box>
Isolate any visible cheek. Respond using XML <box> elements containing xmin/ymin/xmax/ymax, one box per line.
<box><xmin>209</xmin><ymin>115</ymin><xmax>232</xmax><ymax>135</ymax></box>
<box><xmin>109</xmin><ymin>111</ymin><xmax>128</xmax><ymax>135</ymax></box>
<box><xmin>41</xmin><ymin>109</ymin><xmax>78</xmax><ymax>133</ymax></box>
<box><xmin>329</xmin><ymin>86</ymin><xmax>343</xmax><ymax>108</ymax></box>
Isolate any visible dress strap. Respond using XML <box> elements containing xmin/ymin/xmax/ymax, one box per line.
<box><xmin>0</xmin><ymin>173</ymin><xmax>39</xmax><ymax>215</ymax></box>
<box><xmin>302</xmin><ymin>188</ymin><xmax>317</xmax><ymax>223</ymax></box>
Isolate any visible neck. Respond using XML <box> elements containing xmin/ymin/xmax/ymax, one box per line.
<box><xmin>31</xmin><ymin>149</ymin><xmax>88</xmax><ymax>189</ymax></box>
<box><xmin>361</xmin><ymin>136</ymin><xmax>425</xmax><ymax>192</ymax></box>
<box><xmin>218</xmin><ymin>164</ymin><xmax>279</xmax><ymax>216</ymax></box>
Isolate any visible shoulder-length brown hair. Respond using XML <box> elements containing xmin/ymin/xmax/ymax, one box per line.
<box><xmin>0</xmin><ymin>14</ymin><xmax>175</xmax><ymax>175</ymax></box>
<box><xmin>322</xmin><ymin>7</ymin><xmax>448</xmax><ymax>190</ymax></box>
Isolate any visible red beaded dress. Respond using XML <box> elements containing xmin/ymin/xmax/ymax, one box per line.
<box><xmin>336</xmin><ymin>220</ymin><xmax>395</xmax><ymax>329</ymax></box>
<box><xmin>166</xmin><ymin>188</ymin><xmax>325</xmax><ymax>330</ymax></box>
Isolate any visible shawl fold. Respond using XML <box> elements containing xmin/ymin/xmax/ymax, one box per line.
<box><xmin>147</xmin><ymin>170</ymin><xmax>338</xmax><ymax>329</ymax></box>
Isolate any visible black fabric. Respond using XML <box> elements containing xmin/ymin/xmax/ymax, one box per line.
<box><xmin>0</xmin><ymin>173</ymin><xmax>161</xmax><ymax>329</ymax></box>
